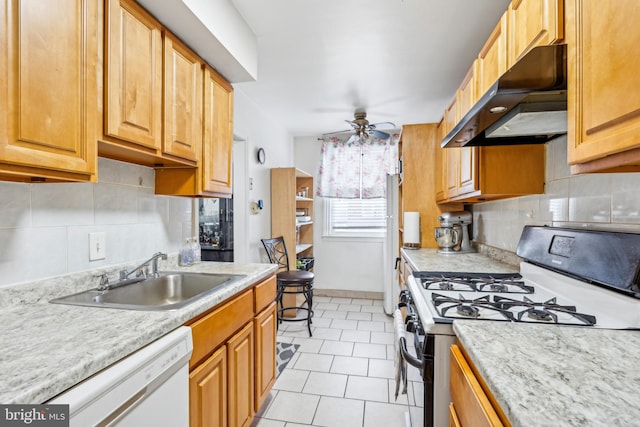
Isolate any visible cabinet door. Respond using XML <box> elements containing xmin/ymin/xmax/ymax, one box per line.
<box><xmin>457</xmin><ymin>63</ymin><xmax>477</xmax><ymax>120</ymax></box>
<box><xmin>457</xmin><ymin>147</ymin><xmax>477</xmax><ymax>196</ymax></box>
<box><xmin>203</xmin><ymin>66</ymin><xmax>234</xmax><ymax>195</ymax></box>
<box><xmin>254</xmin><ymin>302</ymin><xmax>277</xmax><ymax>412</ymax></box>
<box><xmin>477</xmin><ymin>12</ymin><xmax>507</xmax><ymax>99</ymax></box>
<box><xmin>446</xmin><ymin>148</ymin><xmax>460</xmax><ymax>199</ymax></box>
<box><xmin>0</xmin><ymin>0</ymin><xmax>97</xmax><ymax>182</ymax></box>
<box><xmin>435</xmin><ymin>120</ymin><xmax>447</xmax><ymax>202</ymax></box>
<box><xmin>449</xmin><ymin>403</ymin><xmax>462</xmax><ymax>427</ymax></box>
<box><xmin>105</xmin><ymin>0</ymin><xmax>162</xmax><ymax>150</ymax></box>
<box><xmin>227</xmin><ymin>322</ymin><xmax>255</xmax><ymax>427</ymax></box>
<box><xmin>189</xmin><ymin>346</ymin><xmax>227</xmax><ymax>427</ymax></box>
<box><xmin>508</xmin><ymin>0</ymin><xmax>563</xmax><ymax>66</ymax></box>
<box><xmin>567</xmin><ymin>0</ymin><xmax>640</xmax><ymax>167</ymax></box>
<box><xmin>163</xmin><ymin>33</ymin><xmax>202</xmax><ymax>162</ymax></box>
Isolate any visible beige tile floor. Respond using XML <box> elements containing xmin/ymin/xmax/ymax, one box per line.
<box><xmin>251</xmin><ymin>296</ymin><xmax>424</xmax><ymax>427</ymax></box>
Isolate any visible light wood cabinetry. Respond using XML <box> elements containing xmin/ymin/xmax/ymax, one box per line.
<box><xmin>187</xmin><ymin>275</ymin><xmax>276</xmax><ymax>427</ymax></box>
<box><xmin>163</xmin><ymin>33</ymin><xmax>203</xmax><ymax>163</ymax></box>
<box><xmin>450</xmin><ymin>344</ymin><xmax>508</xmax><ymax>427</ymax></box>
<box><xmin>270</xmin><ymin>168</ymin><xmax>314</xmax><ymax>268</ymax></box>
<box><xmin>104</xmin><ymin>0</ymin><xmax>162</xmax><ymax>152</ymax></box>
<box><xmin>477</xmin><ymin>12</ymin><xmax>508</xmax><ymax>99</ymax></box>
<box><xmin>566</xmin><ymin>0</ymin><xmax>640</xmax><ymax>173</ymax></box>
<box><xmin>0</xmin><ymin>0</ymin><xmax>98</xmax><ymax>182</ymax></box>
<box><xmin>508</xmin><ymin>0</ymin><xmax>564</xmax><ymax>67</ymax></box>
<box><xmin>400</xmin><ymin>124</ymin><xmax>462</xmax><ymax>248</ymax></box>
<box><xmin>155</xmin><ymin>66</ymin><xmax>234</xmax><ymax>197</ymax></box>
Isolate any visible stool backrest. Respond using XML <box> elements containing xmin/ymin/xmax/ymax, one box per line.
<box><xmin>261</xmin><ymin>237</ymin><xmax>290</xmax><ymax>271</ymax></box>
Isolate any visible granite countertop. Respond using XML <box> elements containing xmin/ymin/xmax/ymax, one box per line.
<box><xmin>0</xmin><ymin>260</ymin><xmax>277</xmax><ymax>404</ymax></box>
<box><xmin>454</xmin><ymin>321</ymin><xmax>640</xmax><ymax>427</ymax></box>
<box><xmin>401</xmin><ymin>247</ymin><xmax>519</xmax><ymax>274</ymax></box>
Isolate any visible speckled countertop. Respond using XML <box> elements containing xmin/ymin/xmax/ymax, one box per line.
<box><xmin>454</xmin><ymin>321</ymin><xmax>640</xmax><ymax>427</ymax></box>
<box><xmin>0</xmin><ymin>259</ymin><xmax>277</xmax><ymax>404</ymax></box>
<box><xmin>401</xmin><ymin>247</ymin><xmax>519</xmax><ymax>273</ymax></box>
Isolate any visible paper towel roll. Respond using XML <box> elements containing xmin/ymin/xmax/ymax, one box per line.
<box><xmin>403</xmin><ymin>212</ymin><xmax>420</xmax><ymax>245</ymax></box>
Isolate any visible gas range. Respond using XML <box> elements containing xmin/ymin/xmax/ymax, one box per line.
<box><xmin>400</xmin><ymin>226</ymin><xmax>640</xmax><ymax>427</ymax></box>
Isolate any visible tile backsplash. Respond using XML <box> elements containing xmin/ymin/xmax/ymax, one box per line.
<box><xmin>472</xmin><ymin>135</ymin><xmax>640</xmax><ymax>252</ymax></box>
<box><xmin>0</xmin><ymin>158</ymin><xmax>192</xmax><ymax>287</ymax></box>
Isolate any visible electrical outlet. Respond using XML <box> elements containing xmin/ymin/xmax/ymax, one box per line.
<box><xmin>89</xmin><ymin>232</ymin><xmax>106</xmax><ymax>261</ymax></box>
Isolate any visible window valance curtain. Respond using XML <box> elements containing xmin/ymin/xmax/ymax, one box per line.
<box><xmin>317</xmin><ymin>131</ymin><xmax>400</xmax><ymax>199</ymax></box>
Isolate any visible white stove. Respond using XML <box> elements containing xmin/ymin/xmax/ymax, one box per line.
<box><xmin>401</xmin><ymin>226</ymin><xmax>640</xmax><ymax>427</ymax></box>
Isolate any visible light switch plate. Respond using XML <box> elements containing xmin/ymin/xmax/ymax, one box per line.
<box><xmin>89</xmin><ymin>232</ymin><xmax>106</xmax><ymax>261</ymax></box>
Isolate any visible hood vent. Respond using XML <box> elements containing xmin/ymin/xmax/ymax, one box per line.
<box><xmin>442</xmin><ymin>44</ymin><xmax>567</xmax><ymax>148</ymax></box>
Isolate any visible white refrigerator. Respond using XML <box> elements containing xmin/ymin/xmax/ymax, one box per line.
<box><xmin>383</xmin><ymin>174</ymin><xmax>400</xmax><ymax>315</ymax></box>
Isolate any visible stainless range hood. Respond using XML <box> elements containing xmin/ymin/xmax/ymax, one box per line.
<box><xmin>441</xmin><ymin>44</ymin><xmax>567</xmax><ymax>148</ymax></box>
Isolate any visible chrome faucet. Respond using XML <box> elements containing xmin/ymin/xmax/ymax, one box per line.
<box><xmin>119</xmin><ymin>252</ymin><xmax>168</xmax><ymax>282</ymax></box>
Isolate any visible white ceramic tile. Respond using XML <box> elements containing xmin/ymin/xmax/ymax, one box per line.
<box><xmin>361</xmin><ymin>305</ymin><xmax>385</xmax><ymax>314</ymax></box>
<box><xmin>368</xmin><ymin>359</ymin><xmax>395</xmax><ymax>379</ymax></box>
<box><xmin>412</xmin><ymin>381</ymin><xmax>424</xmax><ymax>408</ymax></box>
<box><xmin>346</xmin><ymin>312</ymin><xmax>372</xmax><ymax>321</ymax></box>
<box><xmin>330</xmin><ymin>319</ymin><xmax>359</xmax><ymax>330</ymax></box>
<box><xmin>319</xmin><ymin>310</ymin><xmax>348</xmax><ymax>320</ymax></box>
<box><xmin>540</xmin><ymin>179</ymin><xmax>569</xmax><ymax>223</ymax></box>
<box><xmin>315</xmin><ymin>302</ymin><xmax>339</xmax><ymax>310</ymax></box>
<box><xmin>168</xmin><ymin>196</ymin><xmax>193</xmax><ymax>224</ymax></box>
<box><xmin>319</xmin><ymin>340</ymin><xmax>353</xmax><ymax>356</ymax></box>
<box><xmin>251</xmin><ymin>418</ymin><xmax>285</xmax><ymax>427</ymax></box>
<box><xmin>351</xmin><ymin>298</ymin><xmax>373</xmax><ymax>306</ymax></box>
<box><xmin>263</xmin><ymin>391</ymin><xmax>320</xmax><ymax>424</ymax></box>
<box><xmin>409</xmin><ymin>406</ymin><xmax>424</xmax><ymax>427</ymax></box>
<box><xmin>345</xmin><ymin>376</ymin><xmax>388</xmax><ymax>402</ymax></box>
<box><xmin>370</xmin><ymin>332</ymin><xmax>394</xmax><ymax>345</ymax></box>
<box><xmin>313</xmin><ymin>296</ymin><xmax>332</xmax><ymax>303</ymax></box>
<box><xmin>389</xmin><ymin>379</ymin><xmax>411</xmax><ymax>406</ymax></box>
<box><xmin>363</xmin><ymin>401</ymin><xmax>410</xmax><ymax>427</ymax></box>
<box><xmin>353</xmin><ymin>343</ymin><xmax>387</xmax><ymax>359</ymax></box>
<box><xmin>94</xmin><ymin>183</ymin><xmax>140</xmax><ymax>225</ymax></box>
<box><xmin>293</xmin><ymin>353</ymin><xmax>334</xmax><ymax>372</ymax></box>
<box><xmin>611</xmin><ymin>173</ymin><xmax>640</xmax><ymax>224</ymax></box>
<box><xmin>313</xmin><ymin>396</ymin><xmax>364</xmax><ymax>427</ymax></box>
<box><xmin>337</xmin><ymin>304</ymin><xmax>361</xmax><ymax>312</ymax></box>
<box><xmin>302</xmin><ymin>371</ymin><xmax>347</xmax><ymax>397</ymax></box>
<box><xmin>98</xmin><ymin>157</ymin><xmax>155</xmax><ymax>188</ymax></box>
<box><xmin>291</xmin><ymin>338</ymin><xmax>323</xmax><ymax>354</ymax></box>
<box><xmin>357</xmin><ymin>320</ymin><xmax>385</xmax><ymax>332</ymax></box>
<box><xmin>0</xmin><ymin>181</ymin><xmax>31</xmax><ymax>228</ymax></box>
<box><xmin>371</xmin><ymin>312</ymin><xmax>393</xmax><ymax>323</ymax></box>
<box><xmin>568</xmin><ymin>174</ymin><xmax>612</xmax><ymax>222</ymax></box>
<box><xmin>330</xmin><ymin>297</ymin><xmax>352</xmax><ymax>304</ymax></box>
<box><xmin>309</xmin><ymin>317</ymin><xmax>332</xmax><ymax>328</ymax></box>
<box><xmin>274</xmin><ymin>369</ymin><xmax>309</xmax><ymax>393</ymax></box>
<box><xmin>31</xmin><ymin>183</ymin><xmax>93</xmax><ymax>226</ymax></box>
<box><xmin>339</xmin><ymin>330</ymin><xmax>371</xmax><ymax>343</ymax></box>
<box><xmin>329</xmin><ymin>356</ymin><xmax>369</xmax><ymax>376</ymax></box>
<box><xmin>309</xmin><ymin>327</ymin><xmax>342</xmax><ymax>341</ymax></box>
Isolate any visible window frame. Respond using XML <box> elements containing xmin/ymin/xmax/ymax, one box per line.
<box><xmin>322</xmin><ymin>196</ymin><xmax>387</xmax><ymax>239</ymax></box>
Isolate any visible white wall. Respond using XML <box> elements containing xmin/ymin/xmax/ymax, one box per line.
<box><xmin>472</xmin><ymin>135</ymin><xmax>640</xmax><ymax>251</ymax></box>
<box><xmin>232</xmin><ymin>87</ymin><xmax>294</xmax><ymax>263</ymax></box>
<box><xmin>294</xmin><ymin>136</ymin><xmax>385</xmax><ymax>293</ymax></box>
<box><xmin>0</xmin><ymin>158</ymin><xmax>192</xmax><ymax>288</ymax></box>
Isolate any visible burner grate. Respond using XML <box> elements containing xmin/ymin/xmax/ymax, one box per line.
<box><xmin>417</xmin><ymin>272</ymin><xmax>533</xmax><ymax>294</ymax></box>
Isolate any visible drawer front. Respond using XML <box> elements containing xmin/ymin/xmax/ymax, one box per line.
<box><xmin>449</xmin><ymin>345</ymin><xmax>503</xmax><ymax>427</ymax></box>
<box><xmin>254</xmin><ymin>275</ymin><xmax>276</xmax><ymax>313</ymax></box>
<box><xmin>189</xmin><ymin>290</ymin><xmax>253</xmax><ymax>368</ymax></box>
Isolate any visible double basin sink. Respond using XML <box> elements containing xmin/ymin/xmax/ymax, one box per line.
<box><xmin>50</xmin><ymin>272</ymin><xmax>246</xmax><ymax>311</ymax></box>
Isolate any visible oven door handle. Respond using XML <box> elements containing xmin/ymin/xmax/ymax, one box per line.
<box><xmin>399</xmin><ymin>336</ymin><xmax>424</xmax><ymax>370</ymax></box>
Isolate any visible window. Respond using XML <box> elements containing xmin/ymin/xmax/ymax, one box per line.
<box><xmin>324</xmin><ymin>197</ymin><xmax>387</xmax><ymax>237</ymax></box>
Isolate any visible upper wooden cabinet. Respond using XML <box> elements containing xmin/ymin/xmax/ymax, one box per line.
<box><xmin>104</xmin><ymin>0</ymin><xmax>162</xmax><ymax>151</ymax></box>
<box><xmin>163</xmin><ymin>33</ymin><xmax>203</xmax><ymax>163</ymax></box>
<box><xmin>477</xmin><ymin>12</ymin><xmax>508</xmax><ymax>99</ymax></box>
<box><xmin>0</xmin><ymin>0</ymin><xmax>98</xmax><ymax>182</ymax></box>
<box><xmin>508</xmin><ymin>0</ymin><xmax>564</xmax><ymax>67</ymax></box>
<box><xmin>155</xmin><ymin>66</ymin><xmax>234</xmax><ymax>197</ymax></box>
<box><xmin>566</xmin><ymin>0</ymin><xmax>640</xmax><ymax>173</ymax></box>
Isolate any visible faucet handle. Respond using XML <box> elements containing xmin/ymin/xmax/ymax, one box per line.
<box><xmin>95</xmin><ymin>273</ymin><xmax>110</xmax><ymax>291</ymax></box>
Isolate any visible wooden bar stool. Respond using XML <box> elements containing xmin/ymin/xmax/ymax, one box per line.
<box><xmin>261</xmin><ymin>237</ymin><xmax>314</xmax><ymax>336</ymax></box>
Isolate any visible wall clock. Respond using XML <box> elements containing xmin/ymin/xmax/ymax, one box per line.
<box><xmin>257</xmin><ymin>147</ymin><xmax>266</xmax><ymax>164</ymax></box>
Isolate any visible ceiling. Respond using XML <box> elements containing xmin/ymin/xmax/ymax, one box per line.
<box><xmin>230</xmin><ymin>0</ymin><xmax>511</xmax><ymax>137</ymax></box>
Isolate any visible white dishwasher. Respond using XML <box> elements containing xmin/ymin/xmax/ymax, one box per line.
<box><xmin>49</xmin><ymin>326</ymin><xmax>193</xmax><ymax>427</ymax></box>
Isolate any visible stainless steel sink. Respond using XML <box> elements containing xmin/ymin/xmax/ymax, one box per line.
<box><xmin>50</xmin><ymin>272</ymin><xmax>246</xmax><ymax>311</ymax></box>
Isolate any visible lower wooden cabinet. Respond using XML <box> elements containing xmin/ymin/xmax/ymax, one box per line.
<box><xmin>190</xmin><ymin>346</ymin><xmax>227</xmax><ymax>427</ymax></box>
<box><xmin>187</xmin><ymin>275</ymin><xmax>276</xmax><ymax>427</ymax></box>
<box><xmin>449</xmin><ymin>344</ymin><xmax>507</xmax><ymax>427</ymax></box>
<box><xmin>254</xmin><ymin>302</ymin><xmax>277</xmax><ymax>412</ymax></box>
<box><xmin>227</xmin><ymin>323</ymin><xmax>255</xmax><ymax>427</ymax></box>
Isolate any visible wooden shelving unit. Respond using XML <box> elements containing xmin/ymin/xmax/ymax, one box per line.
<box><xmin>270</xmin><ymin>168</ymin><xmax>314</xmax><ymax>268</ymax></box>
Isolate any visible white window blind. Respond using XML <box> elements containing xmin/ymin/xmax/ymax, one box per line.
<box><xmin>325</xmin><ymin>197</ymin><xmax>387</xmax><ymax>237</ymax></box>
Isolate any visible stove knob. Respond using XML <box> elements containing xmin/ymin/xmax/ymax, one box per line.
<box><xmin>405</xmin><ymin>316</ymin><xmax>418</xmax><ymax>333</ymax></box>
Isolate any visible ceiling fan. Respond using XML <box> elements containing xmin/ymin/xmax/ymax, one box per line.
<box><xmin>323</xmin><ymin>111</ymin><xmax>396</xmax><ymax>143</ymax></box>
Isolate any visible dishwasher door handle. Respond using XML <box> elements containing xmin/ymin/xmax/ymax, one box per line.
<box><xmin>98</xmin><ymin>387</ymin><xmax>147</xmax><ymax>427</ymax></box>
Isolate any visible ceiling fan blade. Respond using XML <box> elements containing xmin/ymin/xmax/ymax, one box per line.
<box><xmin>371</xmin><ymin>129</ymin><xmax>391</xmax><ymax>140</ymax></box>
<box><xmin>322</xmin><ymin>128</ymin><xmax>352</xmax><ymax>137</ymax></box>
<box><xmin>346</xmin><ymin>134</ymin><xmax>357</xmax><ymax>144</ymax></box>
<box><xmin>370</xmin><ymin>121</ymin><xmax>397</xmax><ymax>129</ymax></box>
